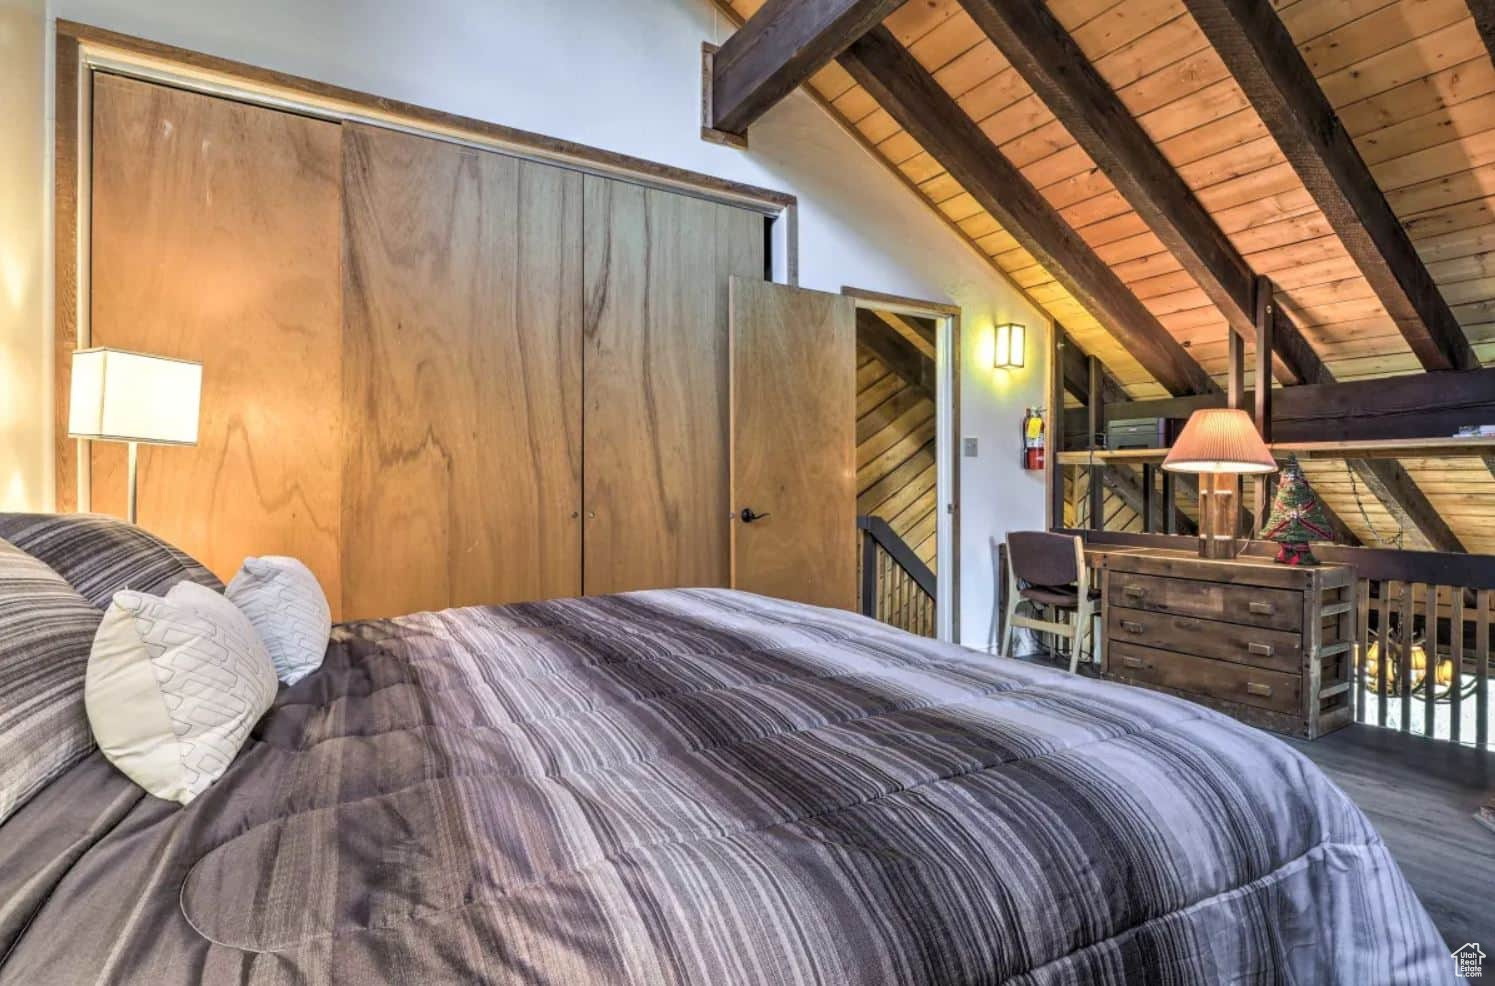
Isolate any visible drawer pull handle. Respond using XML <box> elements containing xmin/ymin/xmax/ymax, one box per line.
<box><xmin>1121</xmin><ymin>656</ymin><xmax>1147</xmax><ymax>669</ymax></box>
<box><xmin>1173</xmin><ymin>617</ymin><xmax>1201</xmax><ymax>631</ymax></box>
<box><xmin>1123</xmin><ymin>584</ymin><xmax>1146</xmax><ymax>598</ymax></box>
<box><xmin>1248</xmin><ymin>602</ymin><xmax>1274</xmax><ymax>615</ymax></box>
<box><xmin>1248</xmin><ymin>642</ymin><xmax>1274</xmax><ymax>657</ymax></box>
<box><xmin>1245</xmin><ymin>682</ymin><xmax>1273</xmax><ymax>697</ymax></box>
<box><xmin>1120</xmin><ymin>620</ymin><xmax>1144</xmax><ymax>634</ymax></box>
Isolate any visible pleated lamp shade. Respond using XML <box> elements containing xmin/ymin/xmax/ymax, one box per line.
<box><xmin>1161</xmin><ymin>408</ymin><xmax>1277</xmax><ymax>475</ymax></box>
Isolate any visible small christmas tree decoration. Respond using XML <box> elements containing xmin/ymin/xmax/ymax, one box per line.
<box><xmin>1259</xmin><ymin>455</ymin><xmax>1334</xmax><ymax>565</ymax></box>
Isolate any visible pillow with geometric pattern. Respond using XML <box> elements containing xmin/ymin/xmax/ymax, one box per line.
<box><xmin>225</xmin><ymin>556</ymin><xmax>331</xmax><ymax>686</ymax></box>
<box><xmin>85</xmin><ymin>580</ymin><xmax>277</xmax><ymax>805</ymax></box>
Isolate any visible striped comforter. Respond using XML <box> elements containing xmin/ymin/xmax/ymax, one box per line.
<box><xmin>0</xmin><ymin>588</ymin><xmax>1452</xmax><ymax>984</ymax></box>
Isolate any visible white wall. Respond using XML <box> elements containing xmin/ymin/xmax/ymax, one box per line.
<box><xmin>1</xmin><ymin>0</ymin><xmax>50</xmax><ymax>512</ymax></box>
<box><xmin>36</xmin><ymin>0</ymin><xmax>1050</xmax><ymax>643</ymax></box>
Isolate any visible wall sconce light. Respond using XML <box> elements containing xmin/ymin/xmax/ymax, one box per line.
<box><xmin>993</xmin><ymin>323</ymin><xmax>1026</xmax><ymax>369</ymax></box>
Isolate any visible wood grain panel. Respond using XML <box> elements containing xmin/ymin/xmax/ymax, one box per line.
<box><xmin>89</xmin><ymin>74</ymin><xmax>344</xmax><ymax>609</ymax></box>
<box><xmin>731</xmin><ymin>278</ymin><xmax>857</xmax><ymax>610</ymax></box>
<box><xmin>856</xmin><ymin>345</ymin><xmax>938</xmax><ymax>568</ymax></box>
<box><xmin>341</xmin><ymin>123</ymin><xmax>582</xmax><ymax>618</ymax></box>
<box><xmin>582</xmin><ymin>178</ymin><xmax>764</xmax><ymax>594</ymax></box>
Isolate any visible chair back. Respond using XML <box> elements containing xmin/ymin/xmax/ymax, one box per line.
<box><xmin>1007</xmin><ymin>531</ymin><xmax>1081</xmax><ymax>588</ymax></box>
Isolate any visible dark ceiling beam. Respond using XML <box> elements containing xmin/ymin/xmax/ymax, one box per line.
<box><xmin>1182</xmin><ymin>0</ymin><xmax>1479</xmax><ymax>373</ymax></box>
<box><xmin>957</xmin><ymin>0</ymin><xmax>1463</xmax><ymax>550</ymax></box>
<box><xmin>838</xmin><ymin>25</ymin><xmax>1218</xmax><ymax>398</ymax></box>
<box><xmin>1350</xmin><ymin>459</ymin><xmax>1466</xmax><ymax>553</ymax></box>
<box><xmin>1064</xmin><ymin>366</ymin><xmax>1495</xmax><ymax>443</ymax></box>
<box><xmin>1467</xmin><ymin>0</ymin><xmax>1495</xmax><ymax>66</ymax></box>
<box><xmin>954</xmin><ymin>0</ymin><xmax>1334</xmax><ymax>388</ymax></box>
<box><xmin>708</xmin><ymin>0</ymin><xmax>905</xmax><ymax>137</ymax></box>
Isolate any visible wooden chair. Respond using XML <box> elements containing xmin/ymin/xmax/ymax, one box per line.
<box><xmin>998</xmin><ymin>532</ymin><xmax>1097</xmax><ymax>673</ymax></box>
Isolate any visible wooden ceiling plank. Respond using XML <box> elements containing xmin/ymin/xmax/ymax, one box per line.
<box><xmin>956</xmin><ymin>0</ymin><xmax>1341</xmax><ymax>389</ymax></box>
<box><xmin>710</xmin><ymin>0</ymin><xmax>908</xmax><ymax>137</ymax></box>
<box><xmin>1184</xmin><ymin>0</ymin><xmax>1481</xmax><ymax>372</ymax></box>
<box><xmin>839</xmin><ymin>24</ymin><xmax>1217</xmax><ymax>396</ymax></box>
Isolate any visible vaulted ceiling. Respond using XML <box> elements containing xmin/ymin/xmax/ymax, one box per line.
<box><xmin>713</xmin><ymin>0</ymin><xmax>1495</xmax><ymax>554</ymax></box>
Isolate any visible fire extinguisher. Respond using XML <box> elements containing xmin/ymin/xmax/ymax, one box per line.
<box><xmin>1022</xmin><ymin>408</ymin><xmax>1045</xmax><ymax>470</ymax></box>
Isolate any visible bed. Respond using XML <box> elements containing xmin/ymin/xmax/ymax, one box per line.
<box><xmin>0</xmin><ymin>516</ymin><xmax>1453</xmax><ymax>984</ymax></box>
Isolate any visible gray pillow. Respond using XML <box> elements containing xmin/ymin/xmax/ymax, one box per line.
<box><xmin>0</xmin><ymin>513</ymin><xmax>223</xmax><ymax>609</ymax></box>
<box><xmin>226</xmin><ymin>556</ymin><xmax>331</xmax><ymax>685</ymax></box>
<box><xmin>0</xmin><ymin>539</ymin><xmax>104</xmax><ymax>823</ymax></box>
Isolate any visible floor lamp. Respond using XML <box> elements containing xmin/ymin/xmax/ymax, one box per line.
<box><xmin>68</xmin><ymin>348</ymin><xmax>202</xmax><ymax>525</ymax></box>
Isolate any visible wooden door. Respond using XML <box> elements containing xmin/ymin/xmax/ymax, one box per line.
<box><xmin>341</xmin><ymin>124</ymin><xmax>583</xmax><ymax>619</ymax></box>
<box><xmin>729</xmin><ymin>278</ymin><xmax>857</xmax><ymax>610</ymax></box>
<box><xmin>581</xmin><ymin>178</ymin><xmax>764</xmax><ymax>594</ymax></box>
<box><xmin>89</xmin><ymin>74</ymin><xmax>345</xmax><ymax>611</ymax></box>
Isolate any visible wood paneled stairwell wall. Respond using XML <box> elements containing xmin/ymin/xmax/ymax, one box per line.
<box><xmin>857</xmin><ymin>346</ymin><xmax>938</xmax><ymax>570</ymax></box>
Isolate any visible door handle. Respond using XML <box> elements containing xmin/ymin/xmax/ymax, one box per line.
<box><xmin>1121</xmin><ymin>655</ymin><xmax>1147</xmax><ymax>669</ymax></box>
<box><xmin>740</xmin><ymin>508</ymin><xmax>772</xmax><ymax>524</ymax></box>
<box><xmin>1122</xmin><ymin>584</ymin><xmax>1146</xmax><ymax>598</ymax></box>
<box><xmin>1249</xmin><ymin>601</ymin><xmax>1274</xmax><ymax>615</ymax></box>
<box><xmin>1247</xmin><ymin>641</ymin><xmax>1274</xmax><ymax>657</ymax></box>
<box><xmin>1246</xmin><ymin>681</ymin><xmax>1273</xmax><ymax>697</ymax></box>
<box><xmin>1120</xmin><ymin>620</ymin><xmax>1144</xmax><ymax>634</ymax></box>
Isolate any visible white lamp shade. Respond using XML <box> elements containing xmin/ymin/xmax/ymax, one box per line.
<box><xmin>68</xmin><ymin>348</ymin><xmax>202</xmax><ymax>446</ymax></box>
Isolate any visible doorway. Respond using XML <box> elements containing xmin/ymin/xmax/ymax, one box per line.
<box><xmin>843</xmin><ymin>288</ymin><xmax>961</xmax><ymax>643</ymax></box>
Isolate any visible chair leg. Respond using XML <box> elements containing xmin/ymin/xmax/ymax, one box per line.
<box><xmin>1068</xmin><ymin>608</ymin><xmax>1083</xmax><ymax>675</ymax></box>
<box><xmin>1000</xmin><ymin>594</ymin><xmax>1019</xmax><ymax>657</ymax></box>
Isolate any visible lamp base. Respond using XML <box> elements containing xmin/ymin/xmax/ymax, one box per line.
<box><xmin>1196</xmin><ymin>472</ymin><xmax>1242</xmax><ymax>559</ymax></box>
<box><xmin>1198</xmin><ymin>535</ymin><xmax>1239</xmax><ymax>560</ymax></box>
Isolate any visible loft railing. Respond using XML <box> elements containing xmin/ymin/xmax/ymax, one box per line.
<box><xmin>858</xmin><ymin>515</ymin><xmax>936</xmax><ymax>637</ymax></box>
<box><xmin>1059</xmin><ymin>528</ymin><xmax>1495</xmax><ymax>751</ymax></box>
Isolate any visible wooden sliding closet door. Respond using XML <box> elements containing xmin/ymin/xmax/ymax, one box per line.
<box><xmin>341</xmin><ymin>124</ymin><xmax>583</xmax><ymax>619</ymax></box>
<box><xmin>581</xmin><ymin>178</ymin><xmax>765</xmax><ymax>594</ymax></box>
<box><xmin>89</xmin><ymin>74</ymin><xmax>345</xmax><ymax>610</ymax></box>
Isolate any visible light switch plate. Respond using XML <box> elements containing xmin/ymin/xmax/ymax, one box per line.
<box><xmin>962</xmin><ymin>437</ymin><xmax>978</xmax><ymax>457</ymax></box>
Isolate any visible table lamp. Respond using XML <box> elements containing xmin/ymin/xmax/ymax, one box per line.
<box><xmin>1161</xmin><ymin>408</ymin><xmax>1276</xmax><ymax>559</ymax></box>
<box><xmin>68</xmin><ymin>348</ymin><xmax>202</xmax><ymax>525</ymax></box>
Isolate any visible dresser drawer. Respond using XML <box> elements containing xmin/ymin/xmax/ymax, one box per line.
<box><xmin>1108</xmin><ymin>641</ymin><xmax>1302</xmax><ymax>715</ymax></box>
<box><xmin>1107</xmin><ymin>572</ymin><xmax>1301</xmax><ymax>632</ymax></box>
<box><xmin>1107</xmin><ymin>606</ymin><xmax>1302</xmax><ymax>674</ymax></box>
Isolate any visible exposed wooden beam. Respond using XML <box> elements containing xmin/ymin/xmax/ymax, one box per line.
<box><xmin>856</xmin><ymin>308</ymin><xmax>934</xmax><ymax>398</ymax></box>
<box><xmin>1467</xmin><ymin>0</ymin><xmax>1495</xmax><ymax>67</ymax></box>
<box><xmin>708</xmin><ymin>0</ymin><xmax>905</xmax><ymax>137</ymax></box>
<box><xmin>956</xmin><ymin>0</ymin><xmax>1368</xmax><ymax>393</ymax></box>
<box><xmin>1350</xmin><ymin>459</ymin><xmax>1466</xmax><ymax>554</ymax></box>
<box><xmin>1063</xmin><ymin>366</ymin><xmax>1495</xmax><ymax>444</ymax></box>
<box><xmin>838</xmin><ymin>25</ymin><xmax>1217</xmax><ymax>398</ymax></box>
<box><xmin>1183</xmin><ymin>0</ymin><xmax>1479</xmax><ymax>373</ymax></box>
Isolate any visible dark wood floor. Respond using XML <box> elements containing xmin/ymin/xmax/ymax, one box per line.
<box><xmin>1007</xmin><ymin>645</ymin><xmax>1495</xmax><ymax>946</ymax></box>
<box><xmin>1285</xmin><ymin>726</ymin><xmax>1495</xmax><ymax>948</ymax></box>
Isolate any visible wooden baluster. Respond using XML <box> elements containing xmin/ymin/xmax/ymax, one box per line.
<box><xmin>880</xmin><ymin>550</ymin><xmax>891</xmax><ymax>624</ymax></box>
<box><xmin>1451</xmin><ymin>589</ymin><xmax>1464</xmax><ymax>746</ymax></box>
<box><xmin>1399</xmin><ymin>582</ymin><xmax>1414</xmax><ymax>732</ymax></box>
<box><xmin>1478</xmin><ymin>589</ymin><xmax>1490</xmax><ymax>751</ymax></box>
<box><xmin>1424</xmin><ymin>584</ymin><xmax>1439</xmax><ymax>738</ymax></box>
<box><xmin>1376</xmin><ymin>580</ymin><xmax>1390</xmax><ymax>728</ymax></box>
<box><xmin>1355</xmin><ymin>579</ymin><xmax>1369</xmax><ymax>723</ymax></box>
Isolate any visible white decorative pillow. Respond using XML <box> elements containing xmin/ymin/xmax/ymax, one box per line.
<box><xmin>226</xmin><ymin>556</ymin><xmax>331</xmax><ymax>685</ymax></box>
<box><xmin>85</xmin><ymin>581</ymin><xmax>277</xmax><ymax>805</ymax></box>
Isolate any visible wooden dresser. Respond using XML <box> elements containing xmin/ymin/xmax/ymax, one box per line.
<box><xmin>1098</xmin><ymin>549</ymin><xmax>1357</xmax><ymax>739</ymax></box>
